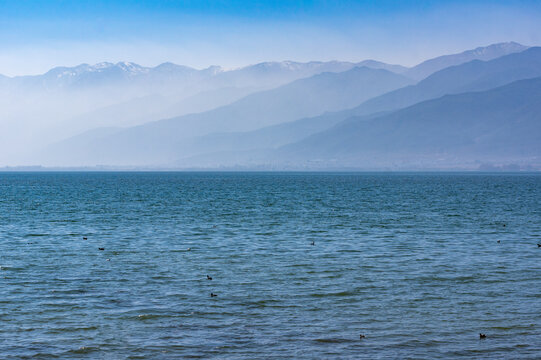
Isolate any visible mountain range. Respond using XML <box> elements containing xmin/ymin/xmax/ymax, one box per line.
<box><xmin>2</xmin><ymin>59</ymin><xmax>398</xmax><ymax>93</ymax></box>
<box><xmin>169</xmin><ymin>46</ymin><xmax>541</xmax><ymax>169</ymax></box>
<box><xmin>1</xmin><ymin>41</ymin><xmax>538</xmax><ymax>170</ymax></box>
<box><xmin>166</xmin><ymin>46</ymin><xmax>541</xmax><ymax>168</ymax></box>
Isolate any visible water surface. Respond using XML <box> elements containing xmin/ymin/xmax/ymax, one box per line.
<box><xmin>1</xmin><ymin>172</ymin><xmax>540</xmax><ymax>359</ymax></box>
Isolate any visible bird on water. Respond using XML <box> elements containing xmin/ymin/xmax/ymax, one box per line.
<box><xmin>207</xmin><ymin>275</ymin><xmax>213</xmax><ymax>280</ymax></box>
<box><xmin>479</xmin><ymin>333</ymin><xmax>486</xmax><ymax>339</ymax></box>
<box><xmin>311</xmin><ymin>241</ymin><xmax>315</xmax><ymax>246</ymax></box>
<box><xmin>98</xmin><ymin>247</ymin><xmax>105</xmax><ymax>251</ymax></box>
<box><xmin>210</xmin><ymin>293</ymin><xmax>218</xmax><ymax>297</ymax></box>
<box><xmin>359</xmin><ymin>334</ymin><xmax>366</xmax><ymax>339</ymax></box>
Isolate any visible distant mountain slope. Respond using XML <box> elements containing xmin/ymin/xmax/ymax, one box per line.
<box><xmin>225</xmin><ymin>45</ymin><xmax>541</xmax><ymax>159</ymax></box>
<box><xmin>357</xmin><ymin>60</ymin><xmax>408</xmax><ymax>74</ymax></box>
<box><xmin>43</xmin><ymin>67</ymin><xmax>413</xmax><ymax>166</ymax></box>
<box><xmin>404</xmin><ymin>42</ymin><xmax>528</xmax><ymax>80</ymax></box>
<box><xmin>215</xmin><ymin>61</ymin><xmax>360</xmax><ymax>89</ymax></box>
<box><xmin>170</xmin><ymin>110</ymin><xmax>392</xmax><ymax>168</ymax></box>
<box><xmin>349</xmin><ymin>46</ymin><xmax>541</xmax><ymax>118</ymax></box>
<box><xmin>173</xmin><ymin>110</ymin><xmax>389</xmax><ymax>159</ymax></box>
<box><xmin>280</xmin><ymin>77</ymin><xmax>541</xmax><ymax>167</ymax></box>
<box><xmin>52</xmin><ymin>86</ymin><xmax>263</xmax><ymax>139</ymax></box>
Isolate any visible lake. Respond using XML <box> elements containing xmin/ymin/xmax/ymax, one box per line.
<box><xmin>1</xmin><ymin>172</ymin><xmax>540</xmax><ymax>359</ymax></box>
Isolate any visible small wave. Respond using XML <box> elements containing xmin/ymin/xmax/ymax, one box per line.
<box><xmin>136</xmin><ymin>314</ymin><xmax>169</xmax><ymax>320</ymax></box>
<box><xmin>392</xmin><ymin>339</ymin><xmax>445</xmax><ymax>348</ymax></box>
<box><xmin>314</xmin><ymin>338</ymin><xmax>354</xmax><ymax>344</ymax></box>
<box><xmin>492</xmin><ymin>324</ymin><xmax>535</xmax><ymax>330</ymax></box>
<box><xmin>47</xmin><ymin>326</ymin><xmax>98</xmax><ymax>334</ymax></box>
<box><xmin>244</xmin><ymin>299</ymin><xmax>281</xmax><ymax>308</ymax></box>
<box><xmin>68</xmin><ymin>346</ymin><xmax>99</xmax><ymax>354</ymax></box>
<box><xmin>310</xmin><ymin>291</ymin><xmax>356</xmax><ymax>297</ymax></box>
<box><xmin>0</xmin><ymin>265</ymin><xmax>25</xmax><ymax>271</ymax></box>
<box><xmin>51</xmin><ymin>288</ymin><xmax>88</xmax><ymax>294</ymax></box>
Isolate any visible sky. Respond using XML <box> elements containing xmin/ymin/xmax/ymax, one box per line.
<box><xmin>1</xmin><ymin>0</ymin><xmax>540</xmax><ymax>76</ymax></box>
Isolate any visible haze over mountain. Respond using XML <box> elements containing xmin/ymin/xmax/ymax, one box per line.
<box><xmin>276</xmin><ymin>77</ymin><xmax>541</xmax><ymax>169</ymax></box>
<box><xmin>51</xmin><ymin>60</ymin><xmax>400</xmax><ymax>136</ymax></box>
<box><xmin>169</xmin><ymin>46</ymin><xmax>541</xmax><ymax>169</ymax></box>
<box><xmin>0</xmin><ymin>59</ymin><xmax>404</xmax><ymax>164</ymax></box>
<box><xmin>42</xmin><ymin>66</ymin><xmax>412</xmax><ymax>166</ymax></box>
<box><xmin>32</xmin><ymin>43</ymin><xmax>541</xmax><ymax>169</ymax></box>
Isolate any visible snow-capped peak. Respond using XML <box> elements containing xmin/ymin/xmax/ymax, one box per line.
<box><xmin>115</xmin><ymin>61</ymin><xmax>149</xmax><ymax>74</ymax></box>
<box><xmin>93</xmin><ymin>62</ymin><xmax>115</xmax><ymax>70</ymax></box>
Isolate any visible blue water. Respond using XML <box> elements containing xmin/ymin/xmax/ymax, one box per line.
<box><xmin>1</xmin><ymin>172</ymin><xmax>540</xmax><ymax>359</ymax></box>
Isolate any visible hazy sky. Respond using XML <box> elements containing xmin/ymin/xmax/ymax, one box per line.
<box><xmin>1</xmin><ymin>0</ymin><xmax>540</xmax><ymax>76</ymax></box>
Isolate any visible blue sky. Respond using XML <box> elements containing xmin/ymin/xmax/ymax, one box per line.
<box><xmin>1</xmin><ymin>0</ymin><xmax>540</xmax><ymax>75</ymax></box>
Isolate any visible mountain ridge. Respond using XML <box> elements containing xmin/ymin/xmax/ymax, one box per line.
<box><xmin>404</xmin><ymin>41</ymin><xmax>528</xmax><ymax>80</ymax></box>
<box><xmin>345</xmin><ymin>46</ymin><xmax>541</xmax><ymax>118</ymax></box>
